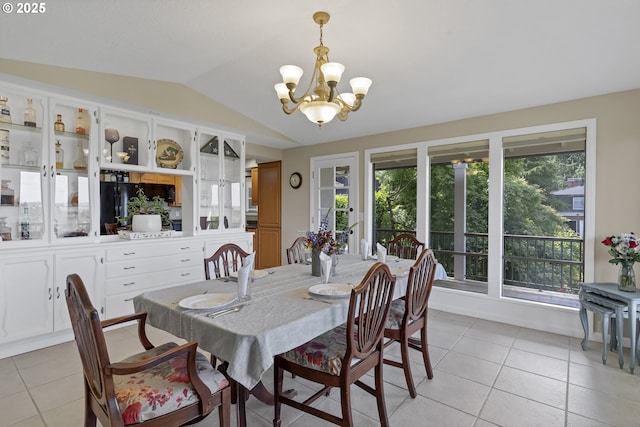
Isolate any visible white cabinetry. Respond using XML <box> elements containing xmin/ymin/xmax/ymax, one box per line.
<box><xmin>197</xmin><ymin>129</ymin><xmax>245</xmax><ymax>232</ymax></box>
<box><xmin>0</xmin><ymin>77</ymin><xmax>251</xmax><ymax>358</ymax></box>
<box><xmin>104</xmin><ymin>239</ymin><xmax>204</xmax><ymax>318</ymax></box>
<box><xmin>0</xmin><ymin>254</ymin><xmax>53</xmax><ymax>343</ymax></box>
<box><xmin>53</xmin><ymin>249</ymin><xmax>105</xmax><ymax>331</ymax></box>
<box><xmin>0</xmin><ymin>248</ymin><xmax>103</xmax><ymax>347</ymax></box>
<box><xmin>203</xmin><ymin>232</ymin><xmax>254</xmax><ymax>258</ymax></box>
<box><xmin>0</xmin><ymin>84</ymin><xmax>99</xmax><ymax>245</ymax></box>
<box><xmin>99</xmin><ymin>108</ymin><xmax>195</xmax><ymax>174</ymax></box>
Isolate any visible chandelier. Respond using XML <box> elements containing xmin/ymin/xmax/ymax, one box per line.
<box><xmin>274</xmin><ymin>11</ymin><xmax>372</xmax><ymax>126</ymax></box>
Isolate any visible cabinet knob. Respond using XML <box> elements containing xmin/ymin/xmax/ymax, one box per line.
<box><xmin>123</xmin><ymin>282</ymin><xmax>136</xmax><ymax>286</ymax></box>
<box><xmin>48</xmin><ymin>288</ymin><xmax>53</xmax><ymax>300</ymax></box>
<box><xmin>123</xmin><ymin>266</ymin><xmax>136</xmax><ymax>270</ymax></box>
<box><xmin>56</xmin><ymin>287</ymin><xmax>60</xmax><ymax>299</ymax></box>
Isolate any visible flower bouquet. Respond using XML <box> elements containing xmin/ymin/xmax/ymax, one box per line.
<box><xmin>601</xmin><ymin>232</ymin><xmax>640</xmax><ymax>292</ymax></box>
<box><xmin>304</xmin><ymin>211</ymin><xmax>349</xmax><ymax>276</ymax></box>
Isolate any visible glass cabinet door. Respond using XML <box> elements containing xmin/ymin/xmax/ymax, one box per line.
<box><xmin>0</xmin><ymin>87</ymin><xmax>46</xmax><ymax>242</ymax></box>
<box><xmin>196</xmin><ymin>130</ymin><xmax>244</xmax><ymax>232</ymax></box>
<box><xmin>197</xmin><ymin>130</ymin><xmax>221</xmax><ymax>231</ymax></box>
<box><xmin>221</xmin><ymin>135</ymin><xmax>244</xmax><ymax>229</ymax></box>
<box><xmin>50</xmin><ymin>97</ymin><xmax>96</xmax><ymax>241</ymax></box>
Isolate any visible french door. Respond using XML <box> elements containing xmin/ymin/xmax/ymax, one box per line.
<box><xmin>310</xmin><ymin>153</ymin><xmax>358</xmax><ymax>254</ymax></box>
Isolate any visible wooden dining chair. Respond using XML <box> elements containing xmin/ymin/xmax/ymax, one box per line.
<box><xmin>383</xmin><ymin>249</ymin><xmax>437</xmax><ymax>397</ymax></box>
<box><xmin>65</xmin><ymin>273</ymin><xmax>231</xmax><ymax>427</ymax></box>
<box><xmin>204</xmin><ymin>242</ymin><xmax>250</xmax><ymax>279</ymax></box>
<box><xmin>386</xmin><ymin>233</ymin><xmax>425</xmax><ymax>259</ymax></box>
<box><xmin>286</xmin><ymin>236</ymin><xmax>307</xmax><ymax>264</ymax></box>
<box><xmin>273</xmin><ymin>262</ymin><xmax>396</xmax><ymax>427</ymax></box>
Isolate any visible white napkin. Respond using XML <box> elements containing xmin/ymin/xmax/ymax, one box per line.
<box><xmin>360</xmin><ymin>239</ymin><xmax>370</xmax><ymax>260</ymax></box>
<box><xmin>319</xmin><ymin>251</ymin><xmax>333</xmax><ymax>284</ymax></box>
<box><xmin>376</xmin><ymin>243</ymin><xmax>386</xmax><ymax>263</ymax></box>
<box><xmin>243</xmin><ymin>251</ymin><xmax>256</xmax><ymax>270</ymax></box>
<box><xmin>237</xmin><ymin>263</ymin><xmax>252</xmax><ymax>300</ymax></box>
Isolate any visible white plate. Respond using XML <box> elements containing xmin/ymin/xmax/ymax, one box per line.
<box><xmin>390</xmin><ymin>266</ymin><xmax>409</xmax><ymax>277</ymax></box>
<box><xmin>251</xmin><ymin>269</ymin><xmax>269</xmax><ymax>279</ymax></box>
<box><xmin>308</xmin><ymin>283</ymin><xmax>353</xmax><ymax>298</ymax></box>
<box><xmin>178</xmin><ymin>293</ymin><xmax>235</xmax><ymax>309</ymax></box>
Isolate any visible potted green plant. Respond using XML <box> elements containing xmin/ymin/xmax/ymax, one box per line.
<box><xmin>117</xmin><ymin>188</ymin><xmax>172</xmax><ymax>232</ymax></box>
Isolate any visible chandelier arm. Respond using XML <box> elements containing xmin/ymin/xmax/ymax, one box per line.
<box><xmin>280</xmin><ymin>100</ymin><xmax>302</xmax><ymax>115</ymax></box>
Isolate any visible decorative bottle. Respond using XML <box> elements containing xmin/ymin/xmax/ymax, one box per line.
<box><xmin>0</xmin><ymin>96</ymin><xmax>11</xmax><ymax>123</ymax></box>
<box><xmin>73</xmin><ymin>140</ymin><xmax>88</xmax><ymax>170</ymax></box>
<box><xmin>55</xmin><ymin>140</ymin><xmax>64</xmax><ymax>169</ymax></box>
<box><xmin>1</xmin><ymin>180</ymin><xmax>14</xmax><ymax>205</ymax></box>
<box><xmin>23</xmin><ymin>98</ymin><xmax>36</xmax><ymax>127</ymax></box>
<box><xmin>0</xmin><ymin>216</ymin><xmax>11</xmax><ymax>241</ymax></box>
<box><xmin>75</xmin><ymin>108</ymin><xmax>86</xmax><ymax>134</ymax></box>
<box><xmin>22</xmin><ymin>141</ymin><xmax>38</xmax><ymax>166</ymax></box>
<box><xmin>0</xmin><ymin>129</ymin><xmax>9</xmax><ymax>164</ymax></box>
<box><xmin>54</xmin><ymin>114</ymin><xmax>65</xmax><ymax>132</ymax></box>
<box><xmin>20</xmin><ymin>206</ymin><xmax>30</xmax><ymax>240</ymax></box>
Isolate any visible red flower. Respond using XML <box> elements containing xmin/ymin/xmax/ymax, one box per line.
<box><xmin>121</xmin><ymin>402</ymin><xmax>142</xmax><ymax>425</ymax></box>
<box><xmin>305</xmin><ymin>350</ymin><xmax>324</xmax><ymax>366</ymax></box>
<box><xmin>631</xmin><ymin>240</ymin><xmax>638</xmax><ymax>249</ymax></box>
<box><xmin>602</xmin><ymin>237</ymin><xmax>613</xmax><ymax>246</ymax></box>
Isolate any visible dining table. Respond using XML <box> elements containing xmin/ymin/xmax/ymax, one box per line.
<box><xmin>133</xmin><ymin>254</ymin><xmax>412</xmax><ymax>426</ymax></box>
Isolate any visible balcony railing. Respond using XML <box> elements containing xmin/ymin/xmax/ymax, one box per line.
<box><xmin>376</xmin><ymin>229</ymin><xmax>584</xmax><ymax>294</ymax></box>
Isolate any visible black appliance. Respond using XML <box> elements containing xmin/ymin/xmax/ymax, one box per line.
<box><xmin>100</xmin><ymin>181</ymin><xmax>175</xmax><ymax>235</ymax></box>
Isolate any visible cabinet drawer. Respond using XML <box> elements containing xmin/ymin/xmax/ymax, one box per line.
<box><xmin>106</xmin><ymin>265</ymin><xmax>202</xmax><ymax>295</ymax></box>
<box><xmin>106</xmin><ymin>242</ymin><xmax>202</xmax><ymax>262</ymax></box>
<box><xmin>106</xmin><ymin>252</ymin><xmax>201</xmax><ymax>278</ymax></box>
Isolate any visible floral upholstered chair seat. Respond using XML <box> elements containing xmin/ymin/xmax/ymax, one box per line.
<box><xmin>281</xmin><ymin>325</ymin><xmax>360</xmax><ymax>376</ymax></box>
<box><xmin>385</xmin><ymin>299</ymin><xmax>409</xmax><ymax>330</ymax></box>
<box><xmin>114</xmin><ymin>342</ymin><xmax>229</xmax><ymax>425</ymax></box>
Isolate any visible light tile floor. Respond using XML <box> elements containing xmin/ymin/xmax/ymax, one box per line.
<box><xmin>2</xmin><ymin>309</ymin><xmax>640</xmax><ymax>426</ymax></box>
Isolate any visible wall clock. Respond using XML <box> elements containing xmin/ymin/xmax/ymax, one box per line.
<box><xmin>289</xmin><ymin>172</ymin><xmax>302</xmax><ymax>189</ymax></box>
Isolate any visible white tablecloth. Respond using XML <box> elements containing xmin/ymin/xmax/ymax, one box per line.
<box><xmin>134</xmin><ymin>255</ymin><xmax>411</xmax><ymax>390</ymax></box>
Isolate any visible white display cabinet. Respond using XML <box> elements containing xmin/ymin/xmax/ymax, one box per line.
<box><xmin>197</xmin><ymin>129</ymin><xmax>245</xmax><ymax>232</ymax></box>
<box><xmin>99</xmin><ymin>107</ymin><xmax>152</xmax><ymax>169</ymax></box>
<box><xmin>99</xmin><ymin>107</ymin><xmax>195</xmax><ymax>175</ymax></box>
<box><xmin>0</xmin><ymin>86</ymin><xmax>47</xmax><ymax>243</ymax></box>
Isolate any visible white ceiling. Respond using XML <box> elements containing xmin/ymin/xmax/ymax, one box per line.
<box><xmin>2</xmin><ymin>0</ymin><xmax>640</xmax><ymax>149</ymax></box>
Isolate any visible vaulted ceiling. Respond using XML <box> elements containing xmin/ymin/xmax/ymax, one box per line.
<box><xmin>2</xmin><ymin>0</ymin><xmax>639</xmax><ymax>149</ymax></box>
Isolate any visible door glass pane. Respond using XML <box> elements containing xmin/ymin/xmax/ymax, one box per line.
<box><xmin>313</xmin><ymin>156</ymin><xmax>357</xmax><ymax>255</ymax></box>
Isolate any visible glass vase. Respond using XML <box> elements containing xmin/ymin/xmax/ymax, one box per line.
<box><xmin>618</xmin><ymin>262</ymin><xmax>636</xmax><ymax>292</ymax></box>
<box><xmin>311</xmin><ymin>249</ymin><xmax>321</xmax><ymax>277</ymax></box>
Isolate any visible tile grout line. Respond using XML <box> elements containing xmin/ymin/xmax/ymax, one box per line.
<box><xmin>10</xmin><ymin>355</ymin><xmax>47</xmax><ymax>426</ymax></box>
